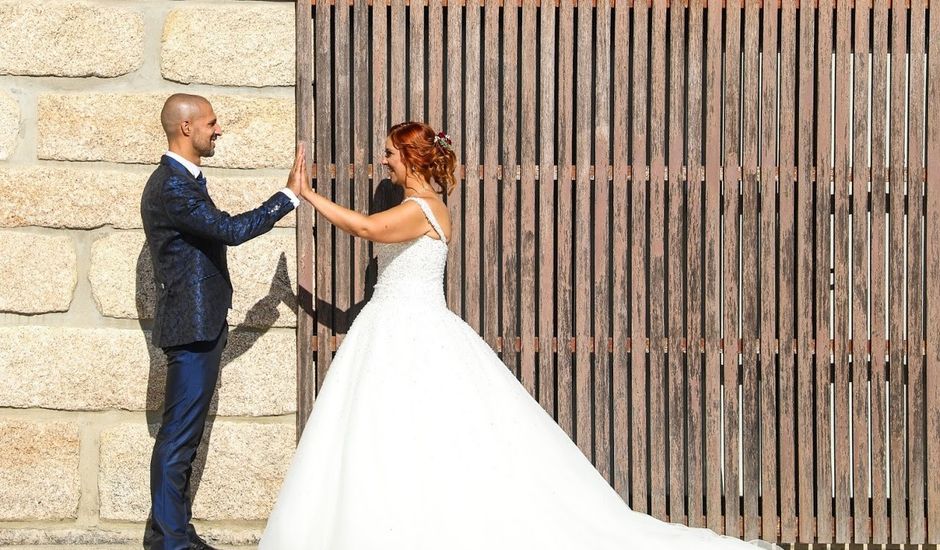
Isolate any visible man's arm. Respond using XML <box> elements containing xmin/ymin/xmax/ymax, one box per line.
<box><xmin>162</xmin><ymin>176</ymin><xmax>293</xmax><ymax>246</ymax></box>
<box><xmin>163</xmin><ymin>144</ymin><xmax>306</xmax><ymax>246</ymax></box>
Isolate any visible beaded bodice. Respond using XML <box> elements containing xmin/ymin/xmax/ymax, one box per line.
<box><xmin>371</xmin><ymin>197</ymin><xmax>448</xmax><ymax>307</ymax></box>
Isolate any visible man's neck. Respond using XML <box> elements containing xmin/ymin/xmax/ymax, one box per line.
<box><xmin>165</xmin><ymin>150</ymin><xmax>202</xmax><ymax>179</ymax></box>
<box><xmin>167</xmin><ymin>145</ymin><xmax>201</xmax><ymax>167</ymax></box>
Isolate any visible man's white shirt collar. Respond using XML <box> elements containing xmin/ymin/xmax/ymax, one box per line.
<box><xmin>165</xmin><ymin>151</ymin><xmax>201</xmax><ymax>178</ymax></box>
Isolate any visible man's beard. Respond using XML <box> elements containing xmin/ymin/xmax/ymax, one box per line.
<box><xmin>198</xmin><ymin>142</ymin><xmax>216</xmax><ymax>157</ymax></box>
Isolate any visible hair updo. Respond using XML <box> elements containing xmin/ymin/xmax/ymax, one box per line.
<box><xmin>387</xmin><ymin>121</ymin><xmax>457</xmax><ymax>196</ymax></box>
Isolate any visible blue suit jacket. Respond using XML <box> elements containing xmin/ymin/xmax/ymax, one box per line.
<box><xmin>141</xmin><ymin>155</ymin><xmax>295</xmax><ymax>348</ymax></box>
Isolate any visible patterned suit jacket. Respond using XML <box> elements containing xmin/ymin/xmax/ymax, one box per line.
<box><xmin>141</xmin><ymin>155</ymin><xmax>294</xmax><ymax>348</ymax></box>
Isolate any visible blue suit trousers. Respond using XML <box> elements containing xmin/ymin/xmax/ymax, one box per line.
<box><xmin>149</xmin><ymin>324</ymin><xmax>227</xmax><ymax>550</ymax></box>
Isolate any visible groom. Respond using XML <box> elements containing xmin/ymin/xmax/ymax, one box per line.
<box><xmin>141</xmin><ymin>93</ymin><xmax>305</xmax><ymax>550</ymax></box>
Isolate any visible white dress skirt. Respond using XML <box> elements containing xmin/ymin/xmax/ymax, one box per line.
<box><xmin>260</xmin><ymin>197</ymin><xmax>780</xmax><ymax>550</ymax></box>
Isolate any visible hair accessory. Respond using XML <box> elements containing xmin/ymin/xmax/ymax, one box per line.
<box><xmin>434</xmin><ymin>131</ymin><xmax>454</xmax><ymax>152</ymax></box>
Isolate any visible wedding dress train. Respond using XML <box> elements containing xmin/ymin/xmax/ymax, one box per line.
<box><xmin>260</xmin><ymin>197</ymin><xmax>778</xmax><ymax>550</ymax></box>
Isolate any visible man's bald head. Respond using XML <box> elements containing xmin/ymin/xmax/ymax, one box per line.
<box><xmin>161</xmin><ymin>93</ymin><xmax>210</xmax><ymax>138</ymax></box>
<box><xmin>161</xmin><ymin>93</ymin><xmax>221</xmax><ymax>161</ymax></box>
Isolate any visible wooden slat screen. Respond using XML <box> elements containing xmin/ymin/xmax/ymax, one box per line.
<box><xmin>295</xmin><ymin>0</ymin><xmax>940</xmax><ymax>544</ymax></box>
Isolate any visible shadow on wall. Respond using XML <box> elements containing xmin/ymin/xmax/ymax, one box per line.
<box><xmin>313</xmin><ymin>178</ymin><xmax>403</xmax><ymax>333</ymax></box>
<box><xmin>135</xmin><ymin>244</ymin><xmax>294</xmax><ymax>538</ymax></box>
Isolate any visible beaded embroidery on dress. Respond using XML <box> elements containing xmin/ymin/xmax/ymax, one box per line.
<box><xmin>259</xmin><ymin>197</ymin><xmax>780</xmax><ymax>550</ymax></box>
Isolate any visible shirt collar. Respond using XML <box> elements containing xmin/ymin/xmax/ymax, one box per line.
<box><xmin>164</xmin><ymin>151</ymin><xmax>202</xmax><ymax>178</ymax></box>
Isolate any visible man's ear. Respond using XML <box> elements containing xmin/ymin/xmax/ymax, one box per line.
<box><xmin>180</xmin><ymin>120</ymin><xmax>192</xmax><ymax>137</ymax></box>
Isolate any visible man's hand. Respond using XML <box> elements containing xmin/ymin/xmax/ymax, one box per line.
<box><xmin>287</xmin><ymin>143</ymin><xmax>307</xmax><ymax>198</ymax></box>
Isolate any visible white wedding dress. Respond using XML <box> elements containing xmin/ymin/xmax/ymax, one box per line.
<box><xmin>260</xmin><ymin>197</ymin><xmax>778</xmax><ymax>550</ymax></box>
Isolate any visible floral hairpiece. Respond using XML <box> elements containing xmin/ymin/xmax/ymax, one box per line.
<box><xmin>434</xmin><ymin>131</ymin><xmax>454</xmax><ymax>152</ymax></box>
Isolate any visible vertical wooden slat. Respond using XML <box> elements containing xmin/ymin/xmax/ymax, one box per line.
<box><xmin>722</xmin><ymin>0</ymin><xmax>742</xmax><ymax>535</ymax></box>
<box><xmin>537</xmin><ymin>0</ymin><xmax>557</xmax><ymax>418</ymax></box>
<box><xmin>502</xmin><ymin>0</ymin><xmax>519</xmax><ymax>382</ymax></box>
<box><xmin>445</xmin><ymin>0</ymin><xmax>463</xmax><ymax>317</ymax></box>
<box><xmin>759</xmin><ymin>0</ymin><xmax>779</xmax><ymax>539</ymax></box>
<box><xmin>631</xmin><ymin>0</ymin><xmax>650</xmax><ymax>515</ymax></box>
<box><xmin>352</xmin><ymin>0</ymin><xmax>370</xmax><ymax>318</ymax></box>
<box><xmin>372</xmin><ymin>0</ymin><xmax>388</xmax><ymax>369</ymax></box>
<box><xmin>372</xmin><ymin>0</ymin><xmax>388</xmax><ymax>358</ymax></box>
<box><xmin>833</xmin><ymin>3</ymin><xmax>852</xmax><ymax>543</ymax></box>
<box><xmin>373</xmin><ymin>0</ymin><xmax>389</xmax><ymax>162</ymax></box>
<box><xmin>295</xmin><ymin>0</ymin><xmax>315</xmax><ymax>438</ymax></box>
<box><xmin>409</xmin><ymin>0</ymin><xmax>425</xmax><ymax>120</ymax></box>
<box><xmin>814</xmin><ymin>0</ymin><xmax>834</xmax><ymax>542</ymax></box>
<box><xmin>796</xmin><ymin>1</ymin><xmax>816</xmax><ymax>542</ymax></box>
<box><xmin>574</xmin><ymin>0</ymin><xmax>594</xmax><ymax>463</ymax></box>
<box><xmin>702</xmin><ymin>0</ymin><xmax>722</xmax><ymax>531</ymax></box>
<box><xmin>593</xmin><ymin>0</ymin><xmax>612</xmax><ymax>482</ymax></box>
<box><xmin>464</xmin><ymin>0</ymin><xmax>482</xmax><ymax>333</ymax></box>
<box><xmin>648</xmin><ymin>0</ymin><xmax>667</xmax><ymax>522</ymax></box>
<box><xmin>519</xmin><ymin>0</ymin><xmax>537</xmax><ymax>397</ymax></box>
<box><xmin>482</xmin><ymin>0</ymin><xmax>499</xmax><ymax>350</ymax></box>
<box><xmin>390</xmin><ymin>0</ymin><xmax>406</xmax><ymax>123</ymax></box>
<box><xmin>740</xmin><ymin>0</ymin><xmax>760</xmax><ymax>539</ymax></box>
<box><xmin>611</xmin><ymin>0</ymin><xmax>631</xmax><ymax>502</ymax></box>
<box><xmin>870</xmin><ymin>0</ymin><xmax>889</xmax><ymax>540</ymax></box>
<box><xmin>832</xmin><ymin>0</ymin><xmax>852</xmax><ymax>540</ymax></box>
<box><xmin>314</xmin><ymin>0</ymin><xmax>334</xmax><ymax>390</ymax></box>
<box><xmin>778</xmin><ymin>0</ymin><xmax>798</xmax><ymax>539</ymax></box>
<box><xmin>813</xmin><ymin>0</ymin><xmax>833</xmax><ymax>542</ymax></box>
<box><xmin>666</xmin><ymin>0</ymin><xmax>686</xmax><ymax>523</ymax></box>
<box><xmin>556</xmin><ymin>0</ymin><xmax>575</xmax><ymax>439</ymax></box>
<box><xmin>907</xmin><ymin>0</ymin><xmax>927</xmax><ymax>541</ymax></box>
<box><xmin>685</xmin><ymin>0</ymin><xmax>705</xmax><ymax>528</ymax></box>
<box><xmin>887</xmin><ymin>0</ymin><xmax>907</xmax><ymax>541</ymax></box>
<box><xmin>334</xmin><ymin>0</ymin><xmax>351</xmax><ymax>348</ymax></box>
<box><xmin>926</xmin><ymin>1</ymin><xmax>940</xmax><ymax>542</ymax></box>
<box><xmin>427</xmin><ymin>0</ymin><xmax>443</xmax><ymax>130</ymax></box>
<box><xmin>851</xmin><ymin>0</ymin><xmax>871</xmax><ymax>540</ymax></box>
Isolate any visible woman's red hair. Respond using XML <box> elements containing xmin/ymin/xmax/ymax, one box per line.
<box><xmin>387</xmin><ymin>122</ymin><xmax>457</xmax><ymax>196</ymax></box>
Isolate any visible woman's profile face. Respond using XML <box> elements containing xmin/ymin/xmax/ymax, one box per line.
<box><xmin>381</xmin><ymin>137</ymin><xmax>408</xmax><ymax>185</ymax></box>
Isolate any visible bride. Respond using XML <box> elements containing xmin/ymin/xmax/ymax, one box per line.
<box><xmin>260</xmin><ymin>122</ymin><xmax>778</xmax><ymax>550</ymax></box>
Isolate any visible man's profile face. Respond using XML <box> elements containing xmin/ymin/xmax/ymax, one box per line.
<box><xmin>189</xmin><ymin>102</ymin><xmax>222</xmax><ymax>158</ymax></box>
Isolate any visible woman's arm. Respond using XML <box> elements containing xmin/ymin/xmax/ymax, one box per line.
<box><xmin>301</xmin><ymin>185</ymin><xmax>432</xmax><ymax>243</ymax></box>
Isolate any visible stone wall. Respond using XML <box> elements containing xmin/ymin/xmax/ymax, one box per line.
<box><xmin>0</xmin><ymin>1</ymin><xmax>299</xmax><ymax>546</ymax></box>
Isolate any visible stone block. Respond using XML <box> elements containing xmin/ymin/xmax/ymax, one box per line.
<box><xmin>38</xmin><ymin>94</ymin><xmax>294</xmax><ymax>169</ymax></box>
<box><xmin>88</xmin><ymin>232</ymin><xmax>154</xmax><ymax>320</ymax></box>
<box><xmin>162</xmin><ymin>4</ymin><xmax>294</xmax><ymax>87</ymax></box>
<box><xmin>0</xmin><ymin>327</ymin><xmax>159</xmax><ymax>411</ymax></box>
<box><xmin>227</xmin><ymin>232</ymin><xmax>298</xmax><ymax>329</ymax></box>
<box><xmin>90</xmin><ymin>231</ymin><xmax>297</xmax><ymax>327</ymax></box>
<box><xmin>0</xmin><ymin>1</ymin><xmax>142</xmax><ymax>77</ymax></box>
<box><xmin>0</xmin><ymin>232</ymin><xmax>75</xmax><ymax>314</ymax></box>
<box><xmin>0</xmin><ymin>166</ymin><xmax>294</xmax><ymax>230</ymax></box>
<box><xmin>0</xmin><ymin>89</ymin><xmax>18</xmax><ymax>159</ymax></box>
<box><xmin>0</xmin><ymin>166</ymin><xmax>143</xmax><ymax>229</ymax></box>
<box><xmin>0</xmin><ymin>326</ymin><xmax>296</xmax><ymax>417</ymax></box>
<box><xmin>99</xmin><ymin>421</ymin><xmax>294</xmax><ymax>522</ymax></box>
<box><xmin>207</xmin><ymin>173</ymin><xmax>297</xmax><ymax>229</ymax></box>
<box><xmin>0</xmin><ymin>420</ymin><xmax>80</xmax><ymax>520</ymax></box>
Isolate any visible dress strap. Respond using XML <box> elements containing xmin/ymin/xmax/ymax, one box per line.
<box><xmin>404</xmin><ymin>196</ymin><xmax>447</xmax><ymax>243</ymax></box>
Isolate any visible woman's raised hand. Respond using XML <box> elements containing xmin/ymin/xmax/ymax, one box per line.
<box><xmin>287</xmin><ymin>143</ymin><xmax>307</xmax><ymax>198</ymax></box>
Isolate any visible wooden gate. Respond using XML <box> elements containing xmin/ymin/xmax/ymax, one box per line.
<box><xmin>294</xmin><ymin>0</ymin><xmax>940</xmax><ymax>544</ymax></box>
